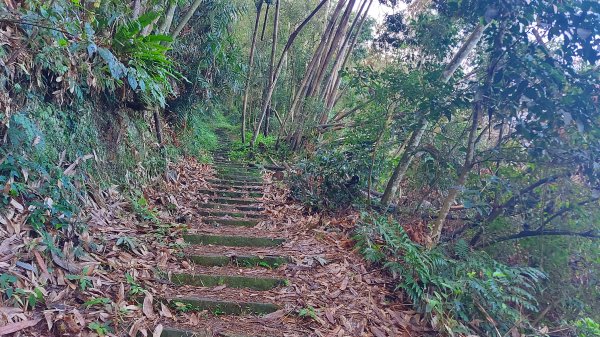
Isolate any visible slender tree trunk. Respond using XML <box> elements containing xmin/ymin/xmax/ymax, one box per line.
<box><xmin>325</xmin><ymin>0</ymin><xmax>373</xmax><ymax>110</ymax></box>
<box><xmin>262</xmin><ymin>0</ymin><xmax>280</xmax><ymax>137</ymax></box>
<box><xmin>379</xmin><ymin>23</ymin><xmax>490</xmax><ymax>209</ymax></box>
<box><xmin>380</xmin><ymin>121</ymin><xmax>429</xmax><ymax>206</ymax></box>
<box><xmin>260</xmin><ymin>2</ymin><xmax>271</xmax><ymax>41</ymax></box>
<box><xmin>242</xmin><ymin>2</ymin><xmax>264</xmax><ymax>143</ymax></box>
<box><xmin>309</xmin><ymin>0</ymin><xmax>355</xmax><ymax>99</ymax></box>
<box><xmin>159</xmin><ymin>1</ymin><xmax>177</xmax><ymax>34</ymax></box>
<box><xmin>251</xmin><ymin>0</ymin><xmax>330</xmax><ymax>145</ymax></box>
<box><xmin>286</xmin><ymin>0</ymin><xmax>346</xmax><ymax>126</ymax></box>
<box><xmin>430</xmin><ymin>98</ymin><xmax>480</xmax><ymax>244</ymax></box>
<box><xmin>171</xmin><ymin>0</ymin><xmax>203</xmax><ymax>39</ymax></box>
<box><xmin>441</xmin><ymin>23</ymin><xmax>488</xmax><ymax>82</ymax></box>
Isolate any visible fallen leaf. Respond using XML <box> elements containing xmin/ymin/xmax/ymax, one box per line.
<box><xmin>371</xmin><ymin>326</ymin><xmax>387</xmax><ymax>337</ymax></box>
<box><xmin>153</xmin><ymin>324</ymin><xmax>163</xmax><ymax>337</ymax></box>
<box><xmin>160</xmin><ymin>303</ymin><xmax>173</xmax><ymax>318</ymax></box>
<box><xmin>263</xmin><ymin>309</ymin><xmax>287</xmax><ymax>320</ymax></box>
<box><xmin>0</xmin><ymin>319</ymin><xmax>42</xmax><ymax>335</ymax></box>
<box><xmin>143</xmin><ymin>293</ymin><xmax>154</xmax><ymax>318</ymax></box>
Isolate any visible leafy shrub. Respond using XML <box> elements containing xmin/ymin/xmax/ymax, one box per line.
<box><xmin>575</xmin><ymin>318</ymin><xmax>600</xmax><ymax>337</ymax></box>
<box><xmin>290</xmin><ymin>149</ymin><xmax>362</xmax><ymax>212</ymax></box>
<box><xmin>354</xmin><ymin>213</ymin><xmax>546</xmax><ymax>336</ymax></box>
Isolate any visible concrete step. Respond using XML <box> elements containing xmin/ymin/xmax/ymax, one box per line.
<box><xmin>202</xmin><ymin>217</ymin><xmax>259</xmax><ymax>227</ymax></box>
<box><xmin>160</xmin><ymin>326</ymin><xmax>271</xmax><ymax>337</ymax></box>
<box><xmin>164</xmin><ymin>297</ymin><xmax>279</xmax><ymax>315</ymax></box>
<box><xmin>197</xmin><ymin>210</ymin><xmax>265</xmax><ymax>219</ymax></box>
<box><xmin>201</xmin><ymin>203</ymin><xmax>265</xmax><ymax>212</ymax></box>
<box><xmin>206</xmin><ymin>184</ymin><xmax>263</xmax><ymax>192</ymax></box>
<box><xmin>187</xmin><ymin>254</ymin><xmax>289</xmax><ymax>268</ymax></box>
<box><xmin>205</xmin><ymin>197</ymin><xmax>262</xmax><ymax>206</ymax></box>
<box><xmin>207</xmin><ymin>178</ymin><xmax>264</xmax><ymax>188</ymax></box>
<box><xmin>183</xmin><ymin>233</ymin><xmax>283</xmax><ymax>247</ymax></box>
<box><xmin>198</xmin><ymin>189</ymin><xmax>263</xmax><ymax>199</ymax></box>
<box><xmin>215</xmin><ymin>176</ymin><xmax>263</xmax><ymax>184</ymax></box>
<box><xmin>170</xmin><ymin>273</ymin><xmax>285</xmax><ymax>291</ymax></box>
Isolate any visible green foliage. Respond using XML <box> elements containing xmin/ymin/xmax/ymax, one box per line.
<box><xmin>84</xmin><ymin>297</ymin><xmax>112</xmax><ymax>309</ymax></box>
<box><xmin>229</xmin><ymin>133</ymin><xmax>289</xmax><ymax>163</ymax></box>
<box><xmin>355</xmin><ymin>213</ymin><xmax>546</xmax><ymax>336</ymax></box>
<box><xmin>575</xmin><ymin>318</ymin><xmax>600</xmax><ymax>337</ymax></box>
<box><xmin>298</xmin><ymin>306</ymin><xmax>318</xmax><ymax>321</ymax></box>
<box><xmin>125</xmin><ymin>273</ymin><xmax>145</xmax><ymax>296</ymax></box>
<box><xmin>290</xmin><ymin>148</ymin><xmax>362</xmax><ymax>212</ymax></box>
<box><xmin>177</xmin><ymin>108</ymin><xmax>233</xmax><ymax>162</ymax></box>
<box><xmin>66</xmin><ymin>268</ymin><xmax>93</xmax><ymax>291</ymax></box>
<box><xmin>130</xmin><ymin>193</ymin><xmax>159</xmax><ymax>223</ymax></box>
<box><xmin>87</xmin><ymin>321</ymin><xmax>111</xmax><ymax>336</ymax></box>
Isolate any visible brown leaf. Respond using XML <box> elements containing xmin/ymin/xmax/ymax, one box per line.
<box><xmin>339</xmin><ymin>277</ymin><xmax>348</xmax><ymax>291</ymax></box>
<box><xmin>263</xmin><ymin>309</ymin><xmax>287</xmax><ymax>320</ymax></box>
<box><xmin>371</xmin><ymin>326</ymin><xmax>387</xmax><ymax>337</ymax></box>
<box><xmin>213</xmin><ymin>284</ymin><xmax>227</xmax><ymax>291</ymax></box>
<box><xmin>160</xmin><ymin>303</ymin><xmax>173</xmax><ymax>318</ymax></box>
<box><xmin>152</xmin><ymin>324</ymin><xmax>163</xmax><ymax>337</ymax></box>
<box><xmin>0</xmin><ymin>319</ymin><xmax>41</xmax><ymax>335</ymax></box>
<box><xmin>325</xmin><ymin>308</ymin><xmax>336</xmax><ymax>324</ymax></box>
<box><xmin>143</xmin><ymin>293</ymin><xmax>154</xmax><ymax>318</ymax></box>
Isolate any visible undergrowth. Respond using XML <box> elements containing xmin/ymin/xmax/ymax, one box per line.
<box><xmin>354</xmin><ymin>212</ymin><xmax>547</xmax><ymax>336</ymax></box>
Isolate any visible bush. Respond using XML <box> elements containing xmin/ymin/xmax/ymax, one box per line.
<box><xmin>354</xmin><ymin>213</ymin><xmax>546</xmax><ymax>336</ymax></box>
<box><xmin>290</xmin><ymin>149</ymin><xmax>362</xmax><ymax>212</ymax></box>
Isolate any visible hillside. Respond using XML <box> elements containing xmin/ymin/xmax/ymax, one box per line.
<box><xmin>0</xmin><ymin>1</ymin><xmax>599</xmax><ymax>336</ymax></box>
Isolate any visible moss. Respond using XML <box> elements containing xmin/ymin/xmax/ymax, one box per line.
<box><xmin>183</xmin><ymin>234</ymin><xmax>283</xmax><ymax>247</ymax></box>
<box><xmin>171</xmin><ymin>273</ymin><xmax>285</xmax><ymax>290</ymax></box>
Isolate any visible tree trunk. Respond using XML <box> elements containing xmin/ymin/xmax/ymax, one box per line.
<box><xmin>285</xmin><ymin>0</ymin><xmax>346</xmax><ymax>128</ymax></box>
<box><xmin>251</xmin><ymin>0</ymin><xmax>330</xmax><ymax>145</ymax></box>
<box><xmin>159</xmin><ymin>1</ymin><xmax>177</xmax><ymax>34</ymax></box>
<box><xmin>380</xmin><ymin>121</ymin><xmax>429</xmax><ymax>207</ymax></box>
<box><xmin>430</xmin><ymin>100</ymin><xmax>480</xmax><ymax>244</ymax></box>
<box><xmin>241</xmin><ymin>2</ymin><xmax>264</xmax><ymax>143</ymax></box>
<box><xmin>260</xmin><ymin>2</ymin><xmax>271</xmax><ymax>41</ymax></box>
<box><xmin>171</xmin><ymin>0</ymin><xmax>203</xmax><ymax>39</ymax></box>
<box><xmin>441</xmin><ymin>23</ymin><xmax>488</xmax><ymax>83</ymax></box>
<box><xmin>379</xmin><ymin>22</ymin><xmax>490</xmax><ymax>209</ymax></box>
<box><xmin>262</xmin><ymin>0</ymin><xmax>280</xmax><ymax>137</ymax></box>
<box><xmin>309</xmin><ymin>0</ymin><xmax>355</xmax><ymax>99</ymax></box>
<box><xmin>325</xmin><ymin>0</ymin><xmax>373</xmax><ymax>110</ymax></box>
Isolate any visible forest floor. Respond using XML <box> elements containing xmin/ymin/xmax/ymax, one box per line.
<box><xmin>0</xmin><ymin>143</ymin><xmax>429</xmax><ymax>336</ymax></box>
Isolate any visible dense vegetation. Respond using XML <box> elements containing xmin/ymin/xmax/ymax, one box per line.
<box><xmin>1</xmin><ymin>0</ymin><xmax>598</xmax><ymax>336</ymax></box>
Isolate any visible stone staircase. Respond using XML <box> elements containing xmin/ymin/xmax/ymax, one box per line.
<box><xmin>160</xmin><ymin>144</ymin><xmax>289</xmax><ymax>337</ymax></box>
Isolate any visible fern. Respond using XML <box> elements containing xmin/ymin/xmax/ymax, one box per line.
<box><xmin>355</xmin><ymin>212</ymin><xmax>546</xmax><ymax>336</ymax></box>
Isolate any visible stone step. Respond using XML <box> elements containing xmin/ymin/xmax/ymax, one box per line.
<box><xmin>215</xmin><ymin>176</ymin><xmax>263</xmax><ymax>184</ymax></box>
<box><xmin>164</xmin><ymin>297</ymin><xmax>279</xmax><ymax>316</ymax></box>
<box><xmin>202</xmin><ymin>217</ymin><xmax>259</xmax><ymax>227</ymax></box>
<box><xmin>198</xmin><ymin>189</ymin><xmax>263</xmax><ymax>199</ymax></box>
<box><xmin>205</xmin><ymin>197</ymin><xmax>262</xmax><ymax>206</ymax></box>
<box><xmin>160</xmin><ymin>326</ymin><xmax>270</xmax><ymax>337</ymax></box>
<box><xmin>207</xmin><ymin>184</ymin><xmax>263</xmax><ymax>192</ymax></box>
<box><xmin>183</xmin><ymin>233</ymin><xmax>283</xmax><ymax>247</ymax></box>
<box><xmin>201</xmin><ymin>203</ymin><xmax>265</xmax><ymax>212</ymax></box>
<box><xmin>198</xmin><ymin>210</ymin><xmax>265</xmax><ymax>219</ymax></box>
<box><xmin>207</xmin><ymin>178</ymin><xmax>264</xmax><ymax>188</ymax></box>
<box><xmin>171</xmin><ymin>273</ymin><xmax>285</xmax><ymax>291</ymax></box>
<box><xmin>187</xmin><ymin>254</ymin><xmax>289</xmax><ymax>268</ymax></box>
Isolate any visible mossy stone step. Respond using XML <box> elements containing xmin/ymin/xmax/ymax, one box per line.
<box><xmin>215</xmin><ymin>174</ymin><xmax>263</xmax><ymax>182</ymax></box>
<box><xmin>204</xmin><ymin>218</ymin><xmax>259</xmax><ymax>227</ymax></box>
<box><xmin>160</xmin><ymin>327</ymin><xmax>263</xmax><ymax>337</ymax></box>
<box><xmin>202</xmin><ymin>203</ymin><xmax>265</xmax><ymax>212</ymax></box>
<box><xmin>206</xmin><ymin>197</ymin><xmax>261</xmax><ymax>206</ymax></box>
<box><xmin>198</xmin><ymin>210</ymin><xmax>264</xmax><ymax>219</ymax></box>
<box><xmin>206</xmin><ymin>179</ymin><xmax>264</xmax><ymax>187</ymax></box>
<box><xmin>184</xmin><ymin>234</ymin><xmax>283</xmax><ymax>247</ymax></box>
<box><xmin>198</xmin><ymin>189</ymin><xmax>262</xmax><ymax>198</ymax></box>
<box><xmin>166</xmin><ymin>297</ymin><xmax>278</xmax><ymax>315</ymax></box>
<box><xmin>171</xmin><ymin>273</ymin><xmax>285</xmax><ymax>290</ymax></box>
<box><xmin>187</xmin><ymin>254</ymin><xmax>289</xmax><ymax>268</ymax></box>
<box><xmin>208</xmin><ymin>184</ymin><xmax>263</xmax><ymax>192</ymax></box>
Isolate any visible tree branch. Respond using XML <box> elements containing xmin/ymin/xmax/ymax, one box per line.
<box><xmin>476</xmin><ymin>229</ymin><xmax>599</xmax><ymax>249</ymax></box>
